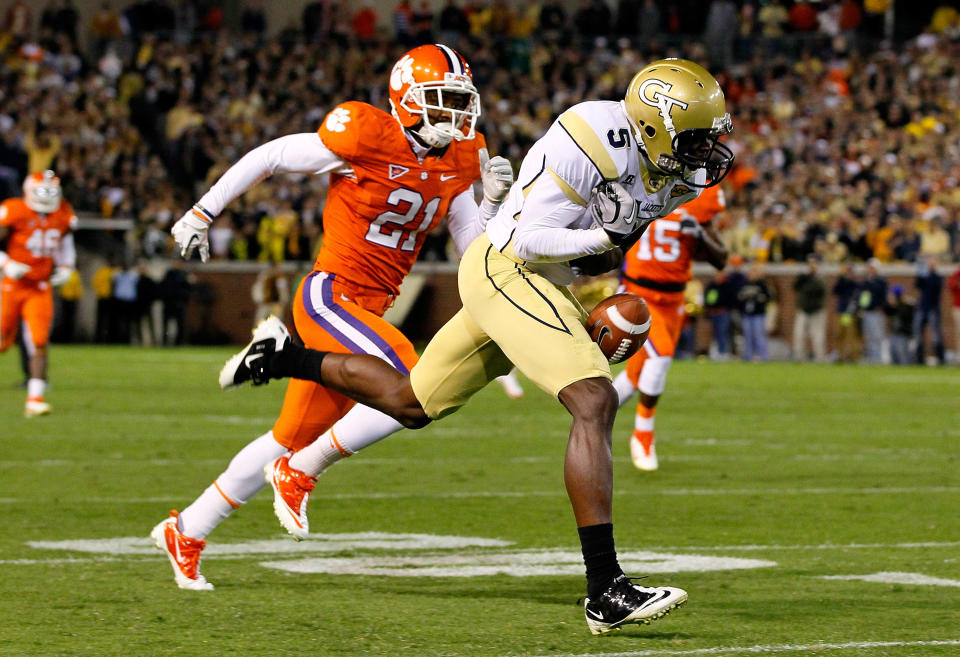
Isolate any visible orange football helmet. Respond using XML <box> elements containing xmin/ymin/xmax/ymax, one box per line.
<box><xmin>23</xmin><ymin>170</ymin><xmax>62</xmax><ymax>214</ymax></box>
<box><xmin>389</xmin><ymin>44</ymin><xmax>480</xmax><ymax>148</ymax></box>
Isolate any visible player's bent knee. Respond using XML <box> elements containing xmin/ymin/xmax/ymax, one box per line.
<box><xmin>558</xmin><ymin>377</ymin><xmax>618</xmax><ymax>425</ymax></box>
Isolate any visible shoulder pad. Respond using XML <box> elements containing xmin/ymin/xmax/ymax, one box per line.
<box><xmin>317</xmin><ymin>101</ymin><xmax>393</xmax><ymax>162</ymax></box>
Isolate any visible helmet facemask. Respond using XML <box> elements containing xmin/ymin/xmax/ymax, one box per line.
<box><xmin>401</xmin><ymin>76</ymin><xmax>480</xmax><ymax>148</ymax></box>
<box><xmin>661</xmin><ymin>115</ymin><xmax>734</xmax><ymax>188</ymax></box>
<box><xmin>24</xmin><ymin>170</ymin><xmax>62</xmax><ymax>214</ymax></box>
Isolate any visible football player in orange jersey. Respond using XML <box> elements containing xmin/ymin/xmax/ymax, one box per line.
<box><xmin>152</xmin><ymin>44</ymin><xmax>514</xmax><ymax>590</ymax></box>
<box><xmin>0</xmin><ymin>170</ymin><xmax>77</xmax><ymax>417</ymax></box>
<box><xmin>613</xmin><ymin>184</ymin><xmax>728</xmax><ymax>470</ymax></box>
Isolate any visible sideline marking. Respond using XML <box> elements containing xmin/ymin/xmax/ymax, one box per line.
<box><xmin>821</xmin><ymin>571</ymin><xmax>960</xmax><ymax>588</ymax></box>
<box><xmin>505</xmin><ymin>639</ymin><xmax>960</xmax><ymax>657</ymax></box>
<box><xmin>261</xmin><ymin>550</ymin><xmax>775</xmax><ymax>577</ymax></box>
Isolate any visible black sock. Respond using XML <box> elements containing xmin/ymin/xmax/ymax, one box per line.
<box><xmin>578</xmin><ymin>523</ymin><xmax>623</xmax><ymax>599</ymax></box>
<box><xmin>263</xmin><ymin>342</ymin><xmax>327</xmax><ymax>383</ymax></box>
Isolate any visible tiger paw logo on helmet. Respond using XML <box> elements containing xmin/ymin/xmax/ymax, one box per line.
<box><xmin>325</xmin><ymin>107</ymin><xmax>352</xmax><ymax>133</ymax></box>
<box><xmin>390</xmin><ymin>54</ymin><xmax>416</xmax><ymax>92</ymax></box>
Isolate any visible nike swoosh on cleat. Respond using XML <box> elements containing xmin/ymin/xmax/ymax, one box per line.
<box><xmin>585</xmin><ymin>608</ymin><xmax>604</xmax><ymax>621</ymax></box>
<box><xmin>639</xmin><ymin>590</ymin><xmax>671</xmax><ymax>609</ymax></box>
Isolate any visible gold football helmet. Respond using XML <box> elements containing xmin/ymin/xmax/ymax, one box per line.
<box><xmin>621</xmin><ymin>59</ymin><xmax>734</xmax><ymax>187</ymax></box>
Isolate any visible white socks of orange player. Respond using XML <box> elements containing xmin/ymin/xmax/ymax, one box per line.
<box><xmin>288</xmin><ymin>404</ymin><xmax>404</xmax><ymax>477</ymax></box>
<box><xmin>178</xmin><ymin>430</ymin><xmax>287</xmax><ymax>540</ymax></box>
<box><xmin>27</xmin><ymin>378</ymin><xmax>46</xmax><ymax>402</ymax></box>
<box><xmin>631</xmin><ymin>403</ymin><xmax>658</xmax><ymax>471</ymax></box>
<box><xmin>612</xmin><ymin>370</ymin><xmax>638</xmax><ymax>407</ymax></box>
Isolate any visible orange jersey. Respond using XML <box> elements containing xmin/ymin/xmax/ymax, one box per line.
<box><xmin>314</xmin><ymin>101</ymin><xmax>485</xmax><ymax>296</ymax></box>
<box><xmin>622</xmin><ymin>185</ymin><xmax>726</xmax><ymax>288</ymax></box>
<box><xmin>0</xmin><ymin>198</ymin><xmax>76</xmax><ymax>283</ymax></box>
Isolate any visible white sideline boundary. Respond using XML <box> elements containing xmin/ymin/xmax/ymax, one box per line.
<box><xmin>505</xmin><ymin>639</ymin><xmax>960</xmax><ymax>657</ymax></box>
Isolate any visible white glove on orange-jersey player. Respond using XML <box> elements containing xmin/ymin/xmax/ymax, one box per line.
<box><xmin>480</xmin><ymin>149</ymin><xmax>514</xmax><ymax>203</ymax></box>
<box><xmin>49</xmin><ymin>266</ymin><xmax>73</xmax><ymax>286</ymax></box>
<box><xmin>0</xmin><ymin>252</ymin><xmax>30</xmax><ymax>280</ymax></box>
<box><xmin>171</xmin><ymin>206</ymin><xmax>212</xmax><ymax>262</ymax></box>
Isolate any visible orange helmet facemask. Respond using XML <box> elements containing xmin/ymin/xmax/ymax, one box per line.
<box><xmin>23</xmin><ymin>170</ymin><xmax>62</xmax><ymax>214</ymax></box>
<box><xmin>389</xmin><ymin>44</ymin><xmax>481</xmax><ymax>149</ymax></box>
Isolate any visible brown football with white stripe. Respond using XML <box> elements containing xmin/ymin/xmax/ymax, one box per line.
<box><xmin>586</xmin><ymin>293</ymin><xmax>651</xmax><ymax>364</ymax></box>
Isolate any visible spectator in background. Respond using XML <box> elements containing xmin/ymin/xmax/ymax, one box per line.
<box><xmin>638</xmin><ymin>0</ymin><xmax>660</xmax><ymax>43</ymax></box>
<box><xmin>89</xmin><ymin>2</ymin><xmax>123</xmax><ymax>57</ymax></box>
<box><xmin>704</xmin><ymin>0</ymin><xmax>738</xmax><ymax>72</ymax></box>
<box><xmin>788</xmin><ymin>0</ymin><xmax>819</xmax><ymax>32</ymax></box>
<box><xmin>792</xmin><ymin>254</ymin><xmax>827</xmax><ymax>362</ymax></box>
<box><xmin>859</xmin><ymin>259</ymin><xmax>888</xmax><ymax>363</ymax></box>
<box><xmin>914</xmin><ymin>255</ymin><xmax>945</xmax><ymax>365</ymax></box>
<box><xmin>54</xmin><ymin>269</ymin><xmax>83</xmax><ymax>343</ymax></box>
<box><xmin>738</xmin><ymin>262</ymin><xmax>772</xmax><ymax>362</ymax></box>
<box><xmin>833</xmin><ymin>262</ymin><xmax>861</xmax><ymax>363</ymax></box>
<box><xmin>160</xmin><ymin>261</ymin><xmax>193</xmax><ymax>346</ymax></box>
<box><xmin>93</xmin><ymin>261</ymin><xmax>116</xmax><ymax>343</ymax></box>
<box><xmin>251</xmin><ymin>262</ymin><xmax>290</xmax><ymax>324</ymax></box>
<box><xmin>884</xmin><ymin>285</ymin><xmax>914</xmax><ymax>365</ymax></box>
<box><xmin>439</xmin><ymin>0</ymin><xmax>469</xmax><ymax>43</ymax></box>
<box><xmin>538</xmin><ymin>0</ymin><xmax>568</xmax><ymax>39</ymax></box>
<box><xmin>392</xmin><ymin>0</ymin><xmax>414</xmax><ymax>45</ymax></box>
<box><xmin>704</xmin><ymin>269</ymin><xmax>734</xmax><ymax>360</ymax></box>
<box><xmin>352</xmin><ymin>2</ymin><xmax>378</xmax><ymax>44</ymax></box>
<box><xmin>241</xmin><ymin>0</ymin><xmax>267</xmax><ymax>37</ymax></box>
<box><xmin>3</xmin><ymin>1</ymin><xmax>32</xmax><ymax>39</ymax></box>
<box><xmin>412</xmin><ymin>0</ymin><xmax>435</xmax><ymax>44</ymax></box>
<box><xmin>112</xmin><ymin>263</ymin><xmax>140</xmax><ymax>344</ymax></box>
<box><xmin>949</xmin><ymin>266</ymin><xmax>960</xmax><ymax>365</ymax></box>
<box><xmin>136</xmin><ymin>264</ymin><xmax>158</xmax><ymax>346</ymax></box>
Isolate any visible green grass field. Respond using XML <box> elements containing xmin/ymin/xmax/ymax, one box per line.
<box><xmin>1</xmin><ymin>346</ymin><xmax>959</xmax><ymax>657</ymax></box>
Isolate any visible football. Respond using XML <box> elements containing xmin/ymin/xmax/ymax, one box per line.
<box><xmin>585</xmin><ymin>293</ymin><xmax>651</xmax><ymax>364</ymax></box>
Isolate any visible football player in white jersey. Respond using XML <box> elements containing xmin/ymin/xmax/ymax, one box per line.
<box><xmin>221</xmin><ymin>59</ymin><xmax>733</xmax><ymax>634</ymax></box>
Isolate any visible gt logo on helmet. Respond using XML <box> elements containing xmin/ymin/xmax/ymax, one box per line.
<box><xmin>637</xmin><ymin>79</ymin><xmax>689</xmax><ymax>121</ymax></box>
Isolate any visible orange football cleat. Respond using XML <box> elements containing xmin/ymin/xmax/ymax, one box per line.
<box><xmin>630</xmin><ymin>430</ymin><xmax>658</xmax><ymax>472</ymax></box>
<box><xmin>265</xmin><ymin>455</ymin><xmax>317</xmax><ymax>541</ymax></box>
<box><xmin>150</xmin><ymin>510</ymin><xmax>213</xmax><ymax>590</ymax></box>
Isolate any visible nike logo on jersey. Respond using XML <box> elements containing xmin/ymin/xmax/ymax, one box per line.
<box><xmin>440</xmin><ymin>173</ymin><xmax>456</xmax><ymax>181</ymax></box>
<box><xmin>388</xmin><ymin>164</ymin><xmax>409</xmax><ymax>180</ymax></box>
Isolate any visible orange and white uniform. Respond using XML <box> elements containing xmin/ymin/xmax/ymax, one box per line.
<box><xmin>620</xmin><ymin>184</ymin><xmax>725</xmax><ymax>393</ymax></box>
<box><xmin>0</xmin><ymin>198</ymin><xmax>76</xmax><ymax>353</ymax></box>
<box><xmin>194</xmin><ymin>102</ymin><xmax>489</xmax><ymax>450</ymax></box>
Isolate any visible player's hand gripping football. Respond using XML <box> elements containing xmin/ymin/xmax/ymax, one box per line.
<box><xmin>171</xmin><ymin>207</ymin><xmax>211</xmax><ymax>262</ymax></box>
<box><xmin>589</xmin><ymin>181</ymin><xmax>648</xmax><ymax>245</ymax></box>
<box><xmin>479</xmin><ymin>149</ymin><xmax>514</xmax><ymax>203</ymax></box>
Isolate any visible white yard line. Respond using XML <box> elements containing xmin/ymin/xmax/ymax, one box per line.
<box><xmin>505</xmin><ymin>639</ymin><xmax>960</xmax><ymax>657</ymax></box>
<box><xmin>1</xmin><ymin>485</ymin><xmax>957</xmax><ymax>504</ymax></box>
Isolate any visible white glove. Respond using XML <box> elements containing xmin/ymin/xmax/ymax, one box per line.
<box><xmin>679</xmin><ymin>213</ymin><xmax>704</xmax><ymax>239</ymax></box>
<box><xmin>588</xmin><ymin>181</ymin><xmax>643</xmax><ymax>245</ymax></box>
<box><xmin>171</xmin><ymin>207</ymin><xmax>211</xmax><ymax>262</ymax></box>
<box><xmin>479</xmin><ymin>149</ymin><xmax>514</xmax><ymax>203</ymax></box>
<box><xmin>2</xmin><ymin>259</ymin><xmax>31</xmax><ymax>280</ymax></box>
<box><xmin>49</xmin><ymin>266</ymin><xmax>73</xmax><ymax>286</ymax></box>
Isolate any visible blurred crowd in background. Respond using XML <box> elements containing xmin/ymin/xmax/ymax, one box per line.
<box><xmin>1</xmin><ymin>0</ymin><xmax>958</xmax><ymax>266</ymax></box>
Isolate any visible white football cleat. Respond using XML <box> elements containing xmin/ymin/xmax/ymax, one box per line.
<box><xmin>584</xmin><ymin>575</ymin><xmax>687</xmax><ymax>635</ymax></box>
<box><xmin>495</xmin><ymin>370</ymin><xmax>524</xmax><ymax>399</ymax></box>
<box><xmin>24</xmin><ymin>399</ymin><xmax>51</xmax><ymax>417</ymax></box>
<box><xmin>630</xmin><ymin>430</ymin><xmax>658</xmax><ymax>471</ymax></box>
<box><xmin>219</xmin><ymin>315</ymin><xmax>290</xmax><ymax>389</ymax></box>
<box><xmin>265</xmin><ymin>454</ymin><xmax>316</xmax><ymax>541</ymax></box>
<box><xmin>151</xmin><ymin>510</ymin><xmax>214</xmax><ymax>591</ymax></box>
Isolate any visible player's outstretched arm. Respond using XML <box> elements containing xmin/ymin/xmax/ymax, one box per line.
<box><xmin>171</xmin><ymin>133</ymin><xmax>347</xmax><ymax>261</ymax></box>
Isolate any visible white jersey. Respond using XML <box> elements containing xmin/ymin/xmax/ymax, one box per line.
<box><xmin>486</xmin><ymin>100</ymin><xmax>702</xmax><ymax>285</ymax></box>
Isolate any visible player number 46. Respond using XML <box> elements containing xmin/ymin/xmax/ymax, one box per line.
<box><xmin>366</xmin><ymin>188</ymin><xmax>441</xmax><ymax>252</ymax></box>
<box><xmin>24</xmin><ymin>228</ymin><xmax>61</xmax><ymax>258</ymax></box>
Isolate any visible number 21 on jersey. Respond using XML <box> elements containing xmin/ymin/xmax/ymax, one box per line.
<box><xmin>365</xmin><ymin>188</ymin><xmax>440</xmax><ymax>252</ymax></box>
